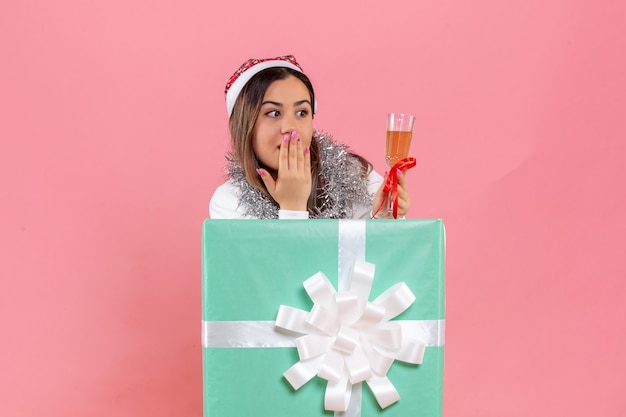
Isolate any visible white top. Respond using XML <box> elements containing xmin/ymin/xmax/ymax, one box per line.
<box><xmin>209</xmin><ymin>169</ymin><xmax>384</xmax><ymax>219</ymax></box>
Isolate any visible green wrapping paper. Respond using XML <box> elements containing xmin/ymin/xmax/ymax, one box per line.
<box><xmin>202</xmin><ymin>219</ymin><xmax>445</xmax><ymax>417</ymax></box>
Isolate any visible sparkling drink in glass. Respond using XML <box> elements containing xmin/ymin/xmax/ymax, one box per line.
<box><xmin>376</xmin><ymin>113</ymin><xmax>415</xmax><ymax>218</ymax></box>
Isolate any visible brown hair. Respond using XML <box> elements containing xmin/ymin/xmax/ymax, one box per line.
<box><xmin>228</xmin><ymin>67</ymin><xmax>370</xmax><ymax>213</ymax></box>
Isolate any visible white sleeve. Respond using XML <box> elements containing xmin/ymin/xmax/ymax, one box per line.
<box><xmin>209</xmin><ymin>182</ymin><xmax>251</xmax><ymax>219</ymax></box>
<box><xmin>278</xmin><ymin>209</ymin><xmax>309</xmax><ymax>219</ymax></box>
<box><xmin>367</xmin><ymin>168</ymin><xmax>384</xmax><ymax>196</ymax></box>
<box><xmin>351</xmin><ymin>168</ymin><xmax>384</xmax><ymax>219</ymax></box>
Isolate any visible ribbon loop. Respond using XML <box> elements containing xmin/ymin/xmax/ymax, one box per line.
<box><xmin>318</xmin><ymin>350</ymin><xmax>345</xmax><ymax>383</ymax></box>
<box><xmin>276</xmin><ymin>305</ymin><xmax>311</xmax><ymax>334</ymax></box>
<box><xmin>304</xmin><ymin>272</ymin><xmax>336</xmax><ymax>305</ymax></box>
<box><xmin>347</xmin><ymin>261</ymin><xmax>375</xmax><ymax>300</ymax></box>
<box><xmin>359</xmin><ymin>302</ymin><xmax>386</xmax><ymax>324</ymax></box>
<box><xmin>345</xmin><ymin>346</ymin><xmax>372</xmax><ymax>384</ymax></box>
<box><xmin>366</xmin><ymin>375</ymin><xmax>401</xmax><ymax>409</ymax></box>
<box><xmin>361</xmin><ymin>342</ymin><xmax>394</xmax><ymax>375</ymax></box>
<box><xmin>334</xmin><ymin>326</ymin><xmax>359</xmax><ymax>354</ymax></box>
<box><xmin>296</xmin><ymin>334</ymin><xmax>333</xmax><ymax>360</ymax></box>
<box><xmin>284</xmin><ymin>356</ymin><xmax>325</xmax><ymax>390</ymax></box>
<box><xmin>373</xmin><ymin>282</ymin><xmax>416</xmax><ymax>321</ymax></box>
<box><xmin>395</xmin><ymin>339</ymin><xmax>426</xmax><ymax>364</ymax></box>
<box><xmin>307</xmin><ymin>304</ymin><xmax>339</xmax><ymax>336</ymax></box>
<box><xmin>335</xmin><ymin>293</ymin><xmax>361</xmax><ymax>325</ymax></box>
<box><xmin>325</xmin><ymin>374</ymin><xmax>352</xmax><ymax>412</ymax></box>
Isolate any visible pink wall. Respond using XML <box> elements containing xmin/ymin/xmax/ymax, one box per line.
<box><xmin>2</xmin><ymin>0</ymin><xmax>625</xmax><ymax>415</ymax></box>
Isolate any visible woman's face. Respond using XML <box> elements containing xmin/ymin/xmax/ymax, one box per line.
<box><xmin>252</xmin><ymin>75</ymin><xmax>314</xmax><ymax>174</ymax></box>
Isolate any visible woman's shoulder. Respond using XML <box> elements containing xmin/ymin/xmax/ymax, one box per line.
<box><xmin>212</xmin><ymin>180</ymin><xmax>238</xmax><ymax>195</ymax></box>
<box><xmin>209</xmin><ymin>180</ymin><xmax>244</xmax><ymax>219</ymax></box>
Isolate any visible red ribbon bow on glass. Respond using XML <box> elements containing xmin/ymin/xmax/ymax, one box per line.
<box><xmin>372</xmin><ymin>157</ymin><xmax>417</xmax><ymax>219</ymax></box>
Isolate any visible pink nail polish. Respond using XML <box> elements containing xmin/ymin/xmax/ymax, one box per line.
<box><xmin>256</xmin><ymin>169</ymin><xmax>263</xmax><ymax>176</ymax></box>
<box><xmin>284</xmin><ymin>134</ymin><xmax>289</xmax><ymax>143</ymax></box>
<box><xmin>304</xmin><ymin>146</ymin><xmax>309</xmax><ymax>154</ymax></box>
<box><xmin>291</xmin><ymin>131</ymin><xmax>297</xmax><ymax>140</ymax></box>
<box><xmin>397</xmin><ymin>169</ymin><xmax>403</xmax><ymax>176</ymax></box>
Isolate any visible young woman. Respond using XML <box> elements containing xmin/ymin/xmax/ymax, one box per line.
<box><xmin>209</xmin><ymin>55</ymin><xmax>410</xmax><ymax>219</ymax></box>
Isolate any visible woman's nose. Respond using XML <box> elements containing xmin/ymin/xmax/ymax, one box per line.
<box><xmin>280</xmin><ymin>114</ymin><xmax>297</xmax><ymax>135</ymax></box>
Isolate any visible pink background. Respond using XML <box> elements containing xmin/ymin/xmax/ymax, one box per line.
<box><xmin>2</xmin><ymin>0</ymin><xmax>625</xmax><ymax>415</ymax></box>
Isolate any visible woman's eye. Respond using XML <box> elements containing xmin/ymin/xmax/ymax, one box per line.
<box><xmin>266</xmin><ymin>110</ymin><xmax>280</xmax><ymax>117</ymax></box>
<box><xmin>296</xmin><ymin>109</ymin><xmax>309</xmax><ymax>117</ymax></box>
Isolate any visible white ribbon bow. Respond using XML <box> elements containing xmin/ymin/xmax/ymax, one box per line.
<box><xmin>275</xmin><ymin>260</ymin><xmax>426</xmax><ymax>412</ymax></box>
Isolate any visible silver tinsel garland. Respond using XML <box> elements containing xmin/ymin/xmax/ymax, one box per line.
<box><xmin>225</xmin><ymin>131</ymin><xmax>373</xmax><ymax>219</ymax></box>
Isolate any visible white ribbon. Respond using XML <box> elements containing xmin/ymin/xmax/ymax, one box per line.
<box><xmin>275</xmin><ymin>259</ymin><xmax>427</xmax><ymax>412</ymax></box>
<box><xmin>202</xmin><ymin>319</ymin><xmax>444</xmax><ymax>348</ymax></box>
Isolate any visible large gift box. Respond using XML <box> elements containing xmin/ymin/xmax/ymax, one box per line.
<box><xmin>202</xmin><ymin>219</ymin><xmax>445</xmax><ymax>417</ymax></box>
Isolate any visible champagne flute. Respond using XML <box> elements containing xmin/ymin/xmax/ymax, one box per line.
<box><xmin>376</xmin><ymin>113</ymin><xmax>415</xmax><ymax>219</ymax></box>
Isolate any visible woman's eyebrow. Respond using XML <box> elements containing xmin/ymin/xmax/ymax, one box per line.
<box><xmin>261</xmin><ymin>100</ymin><xmax>282</xmax><ymax>107</ymax></box>
<box><xmin>261</xmin><ymin>99</ymin><xmax>311</xmax><ymax>107</ymax></box>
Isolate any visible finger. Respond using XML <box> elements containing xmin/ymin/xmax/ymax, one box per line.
<box><xmin>303</xmin><ymin>141</ymin><xmax>311</xmax><ymax>175</ymax></box>
<box><xmin>396</xmin><ymin>185</ymin><xmax>411</xmax><ymax>217</ymax></box>
<box><xmin>396</xmin><ymin>183</ymin><xmax>410</xmax><ymax>202</ymax></box>
<box><xmin>278</xmin><ymin>133</ymin><xmax>290</xmax><ymax>174</ymax></box>
<box><xmin>396</xmin><ymin>169</ymin><xmax>407</xmax><ymax>187</ymax></box>
<box><xmin>288</xmin><ymin>130</ymin><xmax>298</xmax><ymax>170</ymax></box>
<box><xmin>295</xmin><ymin>131</ymin><xmax>304</xmax><ymax>170</ymax></box>
<box><xmin>257</xmin><ymin>168</ymin><xmax>276</xmax><ymax>193</ymax></box>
